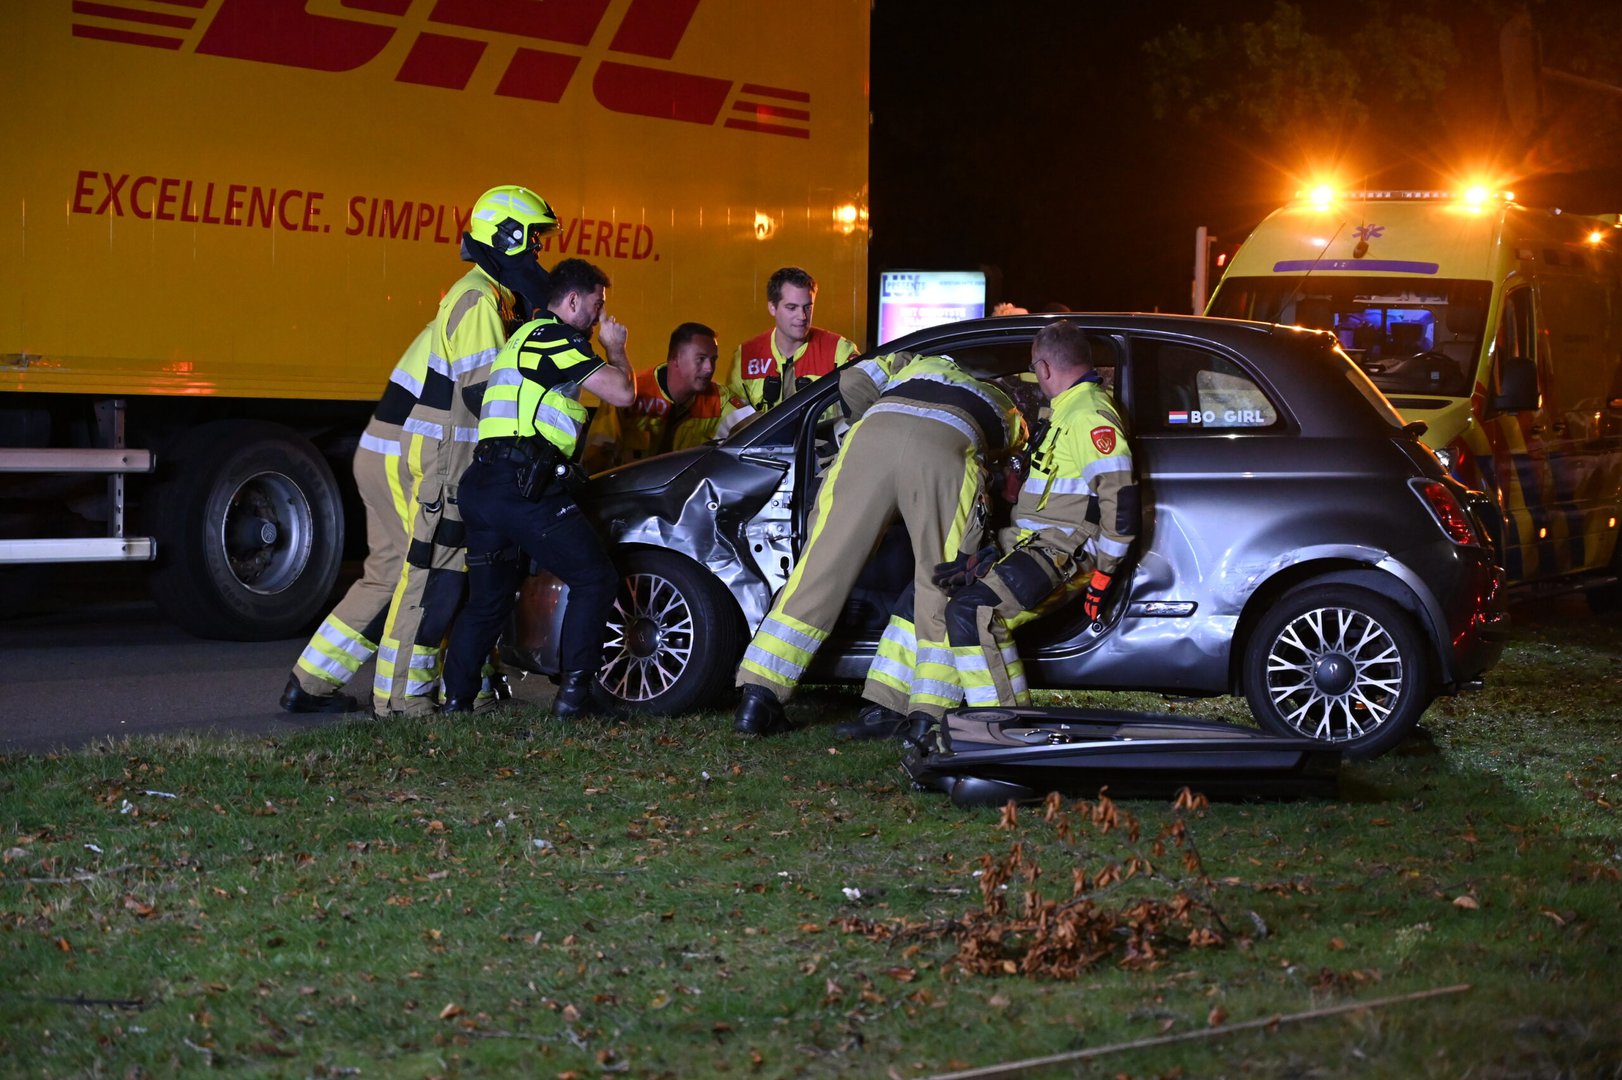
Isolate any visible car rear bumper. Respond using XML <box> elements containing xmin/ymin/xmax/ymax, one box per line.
<box><xmin>1435</xmin><ymin>549</ymin><xmax>1509</xmax><ymax>690</ymax></box>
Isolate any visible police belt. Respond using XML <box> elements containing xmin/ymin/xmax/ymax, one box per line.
<box><xmin>475</xmin><ymin>436</ymin><xmax>556</xmax><ymax>466</ymax></box>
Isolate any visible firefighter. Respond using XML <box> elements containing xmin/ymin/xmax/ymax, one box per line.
<box><xmin>279</xmin><ymin>183</ymin><xmax>555</xmax><ymax>716</ymax></box>
<box><xmin>734</xmin><ymin>353</ymin><xmax>1024</xmax><ymax>736</ymax></box>
<box><xmin>439</xmin><ymin>259</ymin><xmax>635</xmax><ymax>718</ymax></box>
<box><xmin>581</xmin><ymin>322</ymin><xmax>724</xmax><ymax>472</ymax></box>
<box><xmin>936</xmin><ymin>320</ymin><xmax>1138</xmax><ymax>744</ymax></box>
<box><xmin>369</xmin><ymin>185</ymin><xmax>560</xmax><ymax>718</ymax></box>
<box><xmin>717</xmin><ymin>267</ymin><xmax>858</xmax><ymax>435</ymax></box>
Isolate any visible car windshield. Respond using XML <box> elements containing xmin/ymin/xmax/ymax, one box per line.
<box><xmin>1209</xmin><ymin>276</ymin><xmax>1491</xmax><ymax>399</ymax></box>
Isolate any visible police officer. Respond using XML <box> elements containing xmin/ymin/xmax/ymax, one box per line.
<box><xmin>372</xmin><ymin>185</ymin><xmax>562</xmax><ymax>717</ymax></box>
<box><xmin>938</xmin><ymin>320</ymin><xmax>1138</xmax><ymax>737</ymax></box>
<box><xmin>718</xmin><ymin>267</ymin><xmax>858</xmax><ymax>435</ymax></box>
<box><xmin>734</xmin><ymin>353</ymin><xmax>1024</xmax><ymax>736</ymax></box>
<box><xmin>280</xmin><ymin>183</ymin><xmax>556</xmax><ymax>716</ymax></box>
<box><xmin>439</xmin><ymin>258</ymin><xmax>634</xmax><ymax>718</ymax></box>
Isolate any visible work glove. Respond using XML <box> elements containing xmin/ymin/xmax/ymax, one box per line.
<box><xmin>931</xmin><ymin>544</ymin><xmax>999</xmax><ymax>596</ymax></box>
<box><xmin>1082</xmin><ymin>569</ymin><xmax>1113</xmax><ymax>623</ymax></box>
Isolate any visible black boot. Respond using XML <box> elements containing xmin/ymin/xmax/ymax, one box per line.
<box><xmin>439</xmin><ymin>697</ymin><xmax>474</xmax><ymax>715</ymax></box>
<box><xmin>482</xmin><ymin>672</ymin><xmax>514</xmax><ymax>702</ymax></box>
<box><xmin>902</xmin><ymin>711</ymin><xmax>941</xmax><ymax>755</ymax></box>
<box><xmin>835</xmin><ymin>702</ymin><xmax>907</xmax><ymax>740</ymax></box>
<box><xmin>733</xmin><ymin>684</ymin><xmax>791</xmax><ymax>736</ymax></box>
<box><xmin>279</xmin><ymin>675</ymin><xmax>361</xmax><ymax>715</ymax></box>
<box><xmin>551</xmin><ymin>669</ymin><xmax>598</xmax><ymax>720</ymax></box>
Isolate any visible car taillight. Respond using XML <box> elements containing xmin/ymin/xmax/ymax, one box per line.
<box><xmin>1412</xmin><ymin>479</ymin><xmax>1479</xmax><ymax>546</ymax></box>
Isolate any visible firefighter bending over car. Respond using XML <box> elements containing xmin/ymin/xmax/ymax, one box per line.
<box><xmin>935</xmin><ymin>320</ymin><xmax>1138</xmax><ymax>747</ymax></box>
<box><xmin>280</xmin><ymin>183</ymin><xmax>557</xmax><ymax>718</ymax></box>
<box><xmin>718</xmin><ymin>266</ymin><xmax>858</xmax><ymax>437</ymax></box>
<box><xmin>733</xmin><ymin>352</ymin><xmax>1025</xmax><ymax>737</ymax></box>
<box><xmin>439</xmin><ymin>258</ymin><xmax>635</xmax><ymax>719</ymax></box>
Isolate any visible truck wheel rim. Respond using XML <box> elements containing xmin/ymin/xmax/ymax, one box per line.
<box><xmin>218</xmin><ymin>471</ymin><xmax>314</xmax><ymax>595</ymax></box>
<box><xmin>599</xmin><ymin>572</ymin><xmax>694</xmax><ymax>702</ymax></box>
<box><xmin>1264</xmin><ymin>605</ymin><xmax>1403</xmax><ymax>743</ymax></box>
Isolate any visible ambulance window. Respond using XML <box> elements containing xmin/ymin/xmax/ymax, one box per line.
<box><xmin>1133</xmin><ymin>341</ymin><xmax>1279</xmax><ymax>432</ymax></box>
<box><xmin>1491</xmin><ymin>287</ymin><xmax>1538</xmax><ymax>395</ymax></box>
<box><xmin>1488</xmin><ymin>286</ymin><xmax>1542</xmax><ymax>415</ymax></box>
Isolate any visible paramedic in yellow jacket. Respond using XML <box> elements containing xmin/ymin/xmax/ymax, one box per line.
<box><xmin>733</xmin><ymin>353</ymin><xmax>1024</xmax><ymax>737</ymax></box>
<box><xmin>280</xmin><ymin>184</ymin><xmax>556</xmax><ymax>716</ymax></box>
<box><xmin>718</xmin><ymin>266</ymin><xmax>857</xmax><ymax>435</ymax></box>
<box><xmin>940</xmin><ymin>320</ymin><xmax>1138</xmax><ymax>739</ymax></box>
<box><xmin>371</xmin><ymin>186</ymin><xmax>561</xmax><ymax>718</ymax></box>
<box><xmin>439</xmin><ymin>258</ymin><xmax>635</xmax><ymax>719</ymax></box>
<box><xmin>583</xmin><ymin>322</ymin><xmax>723</xmax><ymax>472</ymax></box>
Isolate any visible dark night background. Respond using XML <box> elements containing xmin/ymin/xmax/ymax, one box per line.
<box><xmin>866</xmin><ymin>0</ymin><xmax>1622</xmax><ymax>331</ymax></box>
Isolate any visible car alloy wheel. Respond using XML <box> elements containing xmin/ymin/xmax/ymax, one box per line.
<box><xmin>595</xmin><ymin>548</ymin><xmax>740</xmax><ymax>714</ymax></box>
<box><xmin>1243</xmin><ymin>585</ymin><xmax>1429</xmax><ymax>759</ymax></box>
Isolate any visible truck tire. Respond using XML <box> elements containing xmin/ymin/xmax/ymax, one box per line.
<box><xmin>1241</xmin><ymin>584</ymin><xmax>1431</xmax><ymax>760</ymax></box>
<box><xmin>146</xmin><ymin>421</ymin><xmax>343</xmax><ymax>641</ymax></box>
<box><xmin>594</xmin><ymin>548</ymin><xmax>741</xmax><ymax>715</ymax></box>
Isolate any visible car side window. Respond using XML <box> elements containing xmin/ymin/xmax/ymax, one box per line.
<box><xmin>1134</xmin><ymin>339</ymin><xmax>1280</xmax><ymax>432</ymax></box>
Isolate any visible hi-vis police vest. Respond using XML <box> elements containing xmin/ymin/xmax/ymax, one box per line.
<box><xmin>478</xmin><ymin>313</ymin><xmax>604</xmax><ymax>459</ymax></box>
<box><xmin>724</xmin><ymin>327</ymin><xmax>856</xmax><ymax>413</ymax></box>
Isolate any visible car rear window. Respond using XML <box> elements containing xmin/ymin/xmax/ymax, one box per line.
<box><xmin>1338</xmin><ymin>353</ymin><xmax>1408</xmax><ymax>430</ymax></box>
<box><xmin>1133</xmin><ymin>340</ymin><xmax>1280</xmax><ymax>433</ymax></box>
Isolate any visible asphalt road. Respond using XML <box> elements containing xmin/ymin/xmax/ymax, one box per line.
<box><xmin>2</xmin><ymin>565</ymin><xmax>1608</xmax><ymax>757</ymax></box>
<box><xmin>0</xmin><ymin>566</ymin><xmax>557</xmax><ymax>756</ymax></box>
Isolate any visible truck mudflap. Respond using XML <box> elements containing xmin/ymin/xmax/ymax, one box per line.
<box><xmin>903</xmin><ymin>706</ymin><xmax>1342</xmax><ymax>807</ymax></box>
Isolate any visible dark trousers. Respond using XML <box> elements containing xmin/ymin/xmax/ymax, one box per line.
<box><xmin>441</xmin><ymin>458</ymin><xmax>620</xmax><ymax>702</ymax></box>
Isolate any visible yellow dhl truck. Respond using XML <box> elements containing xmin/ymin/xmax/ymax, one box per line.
<box><xmin>0</xmin><ymin>0</ymin><xmax>869</xmax><ymax>638</ymax></box>
<box><xmin>1208</xmin><ymin>188</ymin><xmax>1622</xmax><ymax>603</ymax></box>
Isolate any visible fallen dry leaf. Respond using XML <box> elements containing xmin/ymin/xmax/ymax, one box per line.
<box><xmin>1452</xmin><ymin>895</ymin><xmax>1480</xmax><ymax>910</ymax></box>
<box><xmin>438</xmin><ymin>1002</ymin><xmax>464</xmax><ymax>1020</ymax></box>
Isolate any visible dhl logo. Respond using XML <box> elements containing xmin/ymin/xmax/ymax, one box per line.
<box><xmin>69</xmin><ymin>0</ymin><xmax>813</xmax><ymax>139</ymax></box>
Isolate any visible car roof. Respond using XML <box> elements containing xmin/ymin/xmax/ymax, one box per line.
<box><xmin>729</xmin><ymin>312</ymin><xmax>1389</xmax><ymax>445</ymax></box>
<box><xmin>880</xmin><ymin>311</ymin><xmax>1305</xmax><ymax>356</ymax></box>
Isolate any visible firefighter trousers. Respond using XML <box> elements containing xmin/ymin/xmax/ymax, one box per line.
<box><xmin>736</xmin><ymin>413</ymin><xmax>982</xmax><ymax>713</ymax></box>
<box><xmin>374</xmin><ymin>495</ymin><xmax>468</xmax><ymax>716</ymax></box>
<box><xmin>292</xmin><ymin>439</ymin><xmax>417</xmax><ymax>697</ymax></box>
<box><xmin>944</xmin><ymin>545</ymin><xmax>1082</xmax><ymax>707</ymax></box>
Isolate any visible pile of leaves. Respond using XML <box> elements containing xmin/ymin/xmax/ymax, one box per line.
<box><xmin>841</xmin><ymin>788</ymin><xmax>1228</xmax><ymax>979</ymax></box>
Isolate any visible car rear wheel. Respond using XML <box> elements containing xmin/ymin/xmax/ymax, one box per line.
<box><xmin>1242</xmin><ymin>585</ymin><xmax>1430</xmax><ymax>760</ymax></box>
<box><xmin>596</xmin><ymin>548</ymin><xmax>740</xmax><ymax>714</ymax></box>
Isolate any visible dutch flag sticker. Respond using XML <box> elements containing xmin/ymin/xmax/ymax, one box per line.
<box><xmin>1167</xmin><ymin>411</ymin><xmax>1190</xmax><ymax>424</ymax></box>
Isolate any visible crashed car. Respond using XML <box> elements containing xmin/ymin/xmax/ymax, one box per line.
<box><xmin>510</xmin><ymin>313</ymin><xmax>1508</xmax><ymax>759</ymax></box>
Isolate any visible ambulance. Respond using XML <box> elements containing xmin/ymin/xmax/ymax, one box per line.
<box><xmin>1207</xmin><ymin>188</ymin><xmax>1622</xmax><ymax>601</ymax></box>
<box><xmin>0</xmin><ymin>1</ymin><xmax>869</xmax><ymax>638</ymax></box>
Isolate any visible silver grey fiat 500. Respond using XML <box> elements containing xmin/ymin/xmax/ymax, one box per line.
<box><xmin>509</xmin><ymin>314</ymin><xmax>1508</xmax><ymax>759</ymax></box>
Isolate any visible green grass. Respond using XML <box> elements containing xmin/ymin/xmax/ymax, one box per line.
<box><xmin>3</xmin><ymin>609</ymin><xmax>1620</xmax><ymax>1079</ymax></box>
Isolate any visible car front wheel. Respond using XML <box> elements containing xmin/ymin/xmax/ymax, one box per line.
<box><xmin>595</xmin><ymin>548</ymin><xmax>740</xmax><ymax>715</ymax></box>
<box><xmin>1242</xmin><ymin>585</ymin><xmax>1431</xmax><ymax>759</ymax></box>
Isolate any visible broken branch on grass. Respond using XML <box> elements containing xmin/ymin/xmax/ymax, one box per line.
<box><xmin>923</xmin><ymin>983</ymin><xmax>1472</xmax><ymax>1079</ymax></box>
